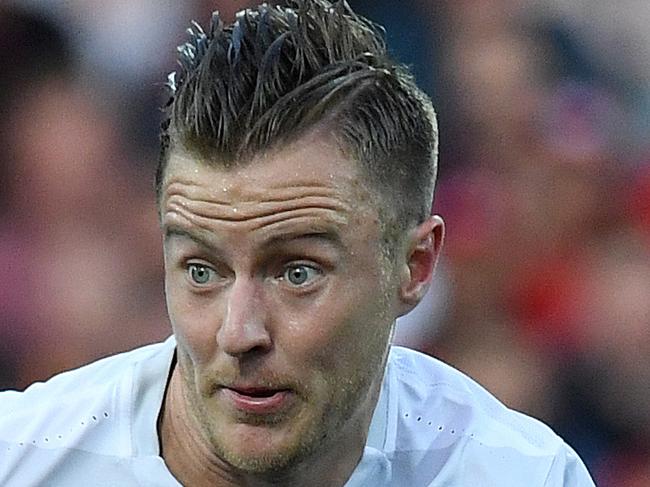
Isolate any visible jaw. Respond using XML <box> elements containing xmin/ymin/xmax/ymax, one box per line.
<box><xmin>163</xmin><ymin>351</ymin><xmax>387</xmax><ymax>486</ymax></box>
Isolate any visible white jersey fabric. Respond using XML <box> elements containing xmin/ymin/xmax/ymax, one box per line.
<box><xmin>0</xmin><ymin>337</ymin><xmax>595</xmax><ymax>486</ymax></box>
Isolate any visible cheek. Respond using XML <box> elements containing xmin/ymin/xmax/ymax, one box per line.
<box><xmin>164</xmin><ymin>272</ymin><xmax>219</xmax><ymax>366</ymax></box>
<box><xmin>282</xmin><ymin>278</ymin><xmax>392</xmax><ymax>374</ymax></box>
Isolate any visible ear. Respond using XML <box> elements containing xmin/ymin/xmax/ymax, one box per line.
<box><xmin>397</xmin><ymin>215</ymin><xmax>444</xmax><ymax>317</ymax></box>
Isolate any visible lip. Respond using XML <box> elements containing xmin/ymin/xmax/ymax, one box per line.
<box><xmin>221</xmin><ymin>387</ymin><xmax>293</xmax><ymax>414</ymax></box>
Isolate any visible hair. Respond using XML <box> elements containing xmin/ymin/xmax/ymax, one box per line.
<box><xmin>157</xmin><ymin>0</ymin><xmax>438</xmax><ymax>239</ymax></box>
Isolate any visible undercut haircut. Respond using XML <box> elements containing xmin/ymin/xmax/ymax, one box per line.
<box><xmin>157</xmin><ymin>0</ymin><xmax>438</xmax><ymax>236</ymax></box>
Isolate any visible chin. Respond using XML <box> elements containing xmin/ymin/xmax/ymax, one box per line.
<box><xmin>205</xmin><ymin>410</ymin><xmax>327</xmax><ymax>475</ymax></box>
<box><xmin>215</xmin><ymin>430</ymin><xmax>319</xmax><ymax>475</ymax></box>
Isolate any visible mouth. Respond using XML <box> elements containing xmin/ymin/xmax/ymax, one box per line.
<box><xmin>222</xmin><ymin>386</ymin><xmax>294</xmax><ymax>414</ymax></box>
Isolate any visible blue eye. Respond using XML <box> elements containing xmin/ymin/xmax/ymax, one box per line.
<box><xmin>283</xmin><ymin>264</ymin><xmax>320</xmax><ymax>286</ymax></box>
<box><xmin>187</xmin><ymin>263</ymin><xmax>215</xmax><ymax>285</ymax></box>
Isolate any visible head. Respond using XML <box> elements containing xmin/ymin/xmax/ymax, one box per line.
<box><xmin>157</xmin><ymin>0</ymin><xmax>438</xmax><ymax>242</ymax></box>
<box><xmin>158</xmin><ymin>0</ymin><xmax>443</xmax><ymax>480</ymax></box>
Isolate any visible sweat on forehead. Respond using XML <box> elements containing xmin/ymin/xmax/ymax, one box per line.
<box><xmin>159</xmin><ymin>128</ymin><xmax>377</xmax><ymax>214</ymax></box>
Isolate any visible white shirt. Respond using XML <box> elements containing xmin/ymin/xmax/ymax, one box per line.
<box><xmin>0</xmin><ymin>337</ymin><xmax>595</xmax><ymax>486</ymax></box>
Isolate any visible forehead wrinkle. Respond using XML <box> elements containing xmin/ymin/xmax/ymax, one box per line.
<box><xmin>164</xmin><ymin>207</ymin><xmax>347</xmax><ymax>255</ymax></box>
<box><xmin>165</xmin><ymin>193</ymin><xmax>350</xmax><ymax>223</ymax></box>
<box><xmin>164</xmin><ymin>201</ymin><xmax>349</xmax><ymax>235</ymax></box>
<box><xmin>163</xmin><ymin>209</ymin><xmax>221</xmax><ymax>245</ymax></box>
<box><xmin>164</xmin><ymin>179</ymin><xmax>351</xmax><ymax>205</ymax></box>
<box><xmin>163</xmin><ymin>177</ymin><xmax>354</xmax><ymax>223</ymax></box>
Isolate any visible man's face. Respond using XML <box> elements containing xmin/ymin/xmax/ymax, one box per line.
<box><xmin>160</xmin><ymin>131</ymin><xmax>400</xmax><ymax>473</ymax></box>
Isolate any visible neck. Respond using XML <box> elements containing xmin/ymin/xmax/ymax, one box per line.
<box><xmin>159</xmin><ymin>365</ymin><xmax>378</xmax><ymax>487</ymax></box>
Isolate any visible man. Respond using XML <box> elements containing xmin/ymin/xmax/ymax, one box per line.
<box><xmin>0</xmin><ymin>1</ymin><xmax>595</xmax><ymax>485</ymax></box>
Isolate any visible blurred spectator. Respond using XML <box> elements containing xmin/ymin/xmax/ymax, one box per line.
<box><xmin>0</xmin><ymin>5</ymin><xmax>168</xmax><ymax>388</ymax></box>
<box><xmin>0</xmin><ymin>4</ymin><xmax>76</xmax><ymax>389</ymax></box>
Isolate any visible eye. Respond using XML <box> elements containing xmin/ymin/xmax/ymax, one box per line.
<box><xmin>187</xmin><ymin>263</ymin><xmax>216</xmax><ymax>286</ymax></box>
<box><xmin>282</xmin><ymin>264</ymin><xmax>321</xmax><ymax>287</ymax></box>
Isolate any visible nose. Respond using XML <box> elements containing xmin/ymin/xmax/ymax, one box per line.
<box><xmin>216</xmin><ymin>277</ymin><xmax>272</xmax><ymax>357</ymax></box>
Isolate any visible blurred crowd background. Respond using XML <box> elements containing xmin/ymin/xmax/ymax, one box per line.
<box><xmin>1</xmin><ymin>1</ymin><xmax>649</xmax><ymax>484</ymax></box>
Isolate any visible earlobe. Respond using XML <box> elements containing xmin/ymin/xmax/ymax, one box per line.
<box><xmin>398</xmin><ymin>215</ymin><xmax>444</xmax><ymax>316</ymax></box>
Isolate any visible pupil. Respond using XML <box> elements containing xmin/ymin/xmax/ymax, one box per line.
<box><xmin>193</xmin><ymin>266</ymin><xmax>208</xmax><ymax>283</ymax></box>
<box><xmin>289</xmin><ymin>267</ymin><xmax>307</xmax><ymax>284</ymax></box>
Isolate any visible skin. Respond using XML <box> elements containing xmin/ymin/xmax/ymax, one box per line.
<box><xmin>158</xmin><ymin>129</ymin><xmax>444</xmax><ymax>486</ymax></box>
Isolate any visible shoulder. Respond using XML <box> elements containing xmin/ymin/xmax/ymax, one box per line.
<box><xmin>386</xmin><ymin>346</ymin><xmax>564</xmax><ymax>453</ymax></box>
<box><xmin>0</xmin><ymin>338</ymin><xmax>174</xmax><ymax>480</ymax></box>
<box><xmin>382</xmin><ymin>346</ymin><xmax>595</xmax><ymax>486</ymax></box>
<box><xmin>0</xmin><ymin>339</ymin><xmax>170</xmax><ymax>422</ymax></box>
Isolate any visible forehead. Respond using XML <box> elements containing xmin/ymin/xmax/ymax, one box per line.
<box><xmin>161</xmin><ymin>132</ymin><xmax>376</xmax><ymax>212</ymax></box>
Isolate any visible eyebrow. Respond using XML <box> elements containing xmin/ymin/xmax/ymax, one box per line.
<box><xmin>264</xmin><ymin>228</ymin><xmax>344</xmax><ymax>250</ymax></box>
<box><xmin>163</xmin><ymin>224</ymin><xmax>344</xmax><ymax>251</ymax></box>
<box><xmin>164</xmin><ymin>225</ymin><xmax>218</xmax><ymax>252</ymax></box>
